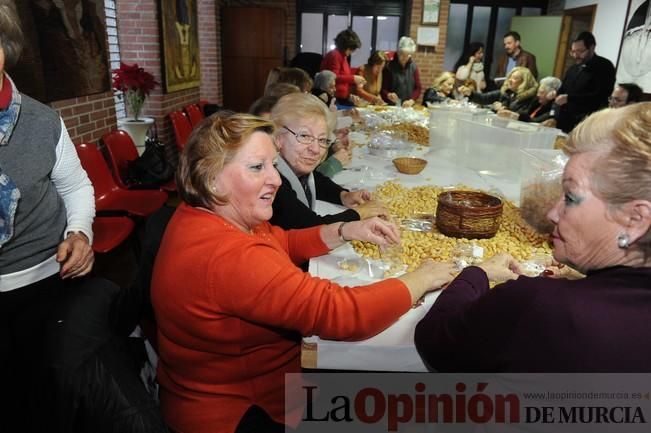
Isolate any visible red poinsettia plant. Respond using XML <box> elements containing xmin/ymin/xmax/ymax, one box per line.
<box><xmin>112</xmin><ymin>62</ymin><xmax>159</xmax><ymax>121</ymax></box>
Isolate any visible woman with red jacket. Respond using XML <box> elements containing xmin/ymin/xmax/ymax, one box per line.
<box><xmin>320</xmin><ymin>29</ymin><xmax>366</xmax><ymax>106</ymax></box>
<box><xmin>152</xmin><ymin>112</ymin><xmax>457</xmax><ymax>433</ymax></box>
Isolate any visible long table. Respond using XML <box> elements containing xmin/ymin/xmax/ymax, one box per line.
<box><xmin>303</xmin><ymin>134</ymin><xmax>527</xmax><ymax>371</ymax></box>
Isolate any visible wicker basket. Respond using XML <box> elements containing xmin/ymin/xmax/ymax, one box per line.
<box><xmin>392</xmin><ymin>157</ymin><xmax>427</xmax><ymax>174</ymax></box>
<box><xmin>435</xmin><ymin>190</ymin><xmax>503</xmax><ymax>239</ymax></box>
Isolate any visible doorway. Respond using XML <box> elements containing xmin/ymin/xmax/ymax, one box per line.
<box><xmin>221</xmin><ymin>7</ymin><xmax>286</xmax><ymax>112</ymax></box>
<box><xmin>557</xmin><ymin>5</ymin><xmax>597</xmax><ymax>77</ymax></box>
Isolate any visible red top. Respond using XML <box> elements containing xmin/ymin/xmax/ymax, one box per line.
<box><xmin>320</xmin><ymin>49</ymin><xmax>356</xmax><ymax>100</ymax></box>
<box><xmin>152</xmin><ymin>204</ymin><xmax>411</xmax><ymax>433</ymax></box>
<box><xmin>0</xmin><ymin>73</ymin><xmax>12</xmax><ymax>109</ymax></box>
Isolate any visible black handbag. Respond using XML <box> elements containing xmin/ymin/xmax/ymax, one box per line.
<box><xmin>126</xmin><ymin>136</ymin><xmax>175</xmax><ymax>189</ymax></box>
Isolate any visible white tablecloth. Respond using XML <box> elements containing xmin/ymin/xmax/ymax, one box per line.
<box><xmin>305</xmin><ymin>141</ymin><xmax>525</xmax><ymax>371</ymax></box>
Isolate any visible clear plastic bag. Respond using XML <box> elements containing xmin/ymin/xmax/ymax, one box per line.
<box><xmin>520</xmin><ymin>150</ymin><xmax>568</xmax><ymax>234</ymax></box>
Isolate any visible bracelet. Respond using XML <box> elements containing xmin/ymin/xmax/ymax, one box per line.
<box><xmin>338</xmin><ymin>222</ymin><xmax>350</xmax><ymax>242</ymax></box>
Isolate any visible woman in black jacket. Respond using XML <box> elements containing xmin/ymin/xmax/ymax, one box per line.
<box><xmin>269</xmin><ymin>92</ymin><xmax>387</xmax><ymax>229</ymax></box>
<box><xmin>498</xmin><ymin>76</ymin><xmax>562</xmax><ymax>126</ymax></box>
<box><xmin>460</xmin><ymin>66</ymin><xmax>538</xmax><ymax>113</ymax></box>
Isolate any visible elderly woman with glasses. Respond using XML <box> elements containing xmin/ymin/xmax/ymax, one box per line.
<box><xmin>152</xmin><ymin>111</ymin><xmax>457</xmax><ymax>433</ymax></box>
<box><xmin>270</xmin><ymin>92</ymin><xmax>387</xmax><ymax>230</ymax></box>
<box><xmin>415</xmin><ymin>103</ymin><xmax>651</xmax><ymax>373</ymax></box>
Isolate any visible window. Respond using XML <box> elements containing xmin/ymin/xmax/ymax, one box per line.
<box><xmin>443</xmin><ymin>1</ymin><xmax>546</xmax><ymax>82</ymax></box>
<box><xmin>298</xmin><ymin>0</ymin><xmax>405</xmax><ymax>63</ymax></box>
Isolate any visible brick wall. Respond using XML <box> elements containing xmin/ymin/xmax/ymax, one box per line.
<box><xmin>199</xmin><ymin>0</ymin><xmax>221</xmax><ymax>103</ymax></box>
<box><xmin>407</xmin><ymin>0</ymin><xmax>450</xmax><ymax>99</ymax></box>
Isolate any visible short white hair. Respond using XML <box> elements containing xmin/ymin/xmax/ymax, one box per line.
<box><xmin>539</xmin><ymin>76</ymin><xmax>562</xmax><ymax>93</ymax></box>
<box><xmin>398</xmin><ymin>36</ymin><xmax>416</xmax><ymax>54</ymax></box>
<box><xmin>314</xmin><ymin>70</ymin><xmax>336</xmax><ymax>92</ymax></box>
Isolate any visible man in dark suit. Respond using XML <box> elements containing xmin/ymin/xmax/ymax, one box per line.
<box><xmin>495</xmin><ymin>31</ymin><xmax>538</xmax><ymax>79</ymax></box>
<box><xmin>555</xmin><ymin>31</ymin><xmax>616</xmax><ymax>132</ymax></box>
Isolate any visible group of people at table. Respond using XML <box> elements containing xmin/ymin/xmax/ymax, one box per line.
<box><xmin>310</xmin><ymin>28</ymin><xmax>643</xmax><ymax>134</ymax></box>
<box><xmin>2</xmin><ymin>0</ymin><xmax>651</xmax><ymax>430</ymax></box>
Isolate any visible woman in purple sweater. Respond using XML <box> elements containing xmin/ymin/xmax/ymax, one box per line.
<box><xmin>415</xmin><ymin>103</ymin><xmax>651</xmax><ymax>372</ymax></box>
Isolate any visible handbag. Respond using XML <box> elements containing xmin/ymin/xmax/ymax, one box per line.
<box><xmin>126</xmin><ymin>135</ymin><xmax>175</xmax><ymax>189</ymax></box>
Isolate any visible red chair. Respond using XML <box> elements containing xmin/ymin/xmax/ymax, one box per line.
<box><xmin>92</xmin><ymin>216</ymin><xmax>135</xmax><ymax>253</ymax></box>
<box><xmin>184</xmin><ymin>104</ymin><xmax>204</xmax><ymax>128</ymax></box>
<box><xmin>75</xmin><ymin>143</ymin><xmax>168</xmax><ymax>217</ymax></box>
<box><xmin>198</xmin><ymin>99</ymin><xmax>210</xmax><ymax>115</ymax></box>
<box><xmin>169</xmin><ymin>110</ymin><xmax>192</xmax><ymax>152</ymax></box>
<box><xmin>102</xmin><ymin>130</ymin><xmax>176</xmax><ymax>192</ymax></box>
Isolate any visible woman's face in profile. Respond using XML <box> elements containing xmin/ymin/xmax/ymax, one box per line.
<box><xmin>507</xmin><ymin>72</ymin><xmax>523</xmax><ymax>91</ymax></box>
<box><xmin>547</xmin><ymin>152</ymin><xmax>623</xmax><ymax>272</ymax></box>
<box><xmin>276</xmin><ymin>117</ymin><xmax>328</xmax><ymax>177</ymax></box>
<box><xmin>440</xmin><ymin>78</ymin><xmax>455</xmax><ymax>96</ymax></box>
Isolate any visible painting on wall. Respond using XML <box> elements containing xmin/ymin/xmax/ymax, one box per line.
<box><xmin>422</xmin><ymin>0</ymin><xmax>440</xmax><ymax>25</ymax></box>
<box><xmin>159</xmin><ymin>0</ymin><xmax>201</xmax><ymax>92</ymax></box>
<box><xmin>617</xmin><ymin>0</ymin><xmax>651</xmax><ymax>93</ymax></box>
<box><xmin>9</xmin><ymin>0</ymin><xmax>111</xmax><ymax>102</ymax></box>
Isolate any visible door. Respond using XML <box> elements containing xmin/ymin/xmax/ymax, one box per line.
<box><xmin>222</xmin><ymin>7</ymin><xmax>285</xmax><ymax>112</ymax></box>
<box><xmin>511</xmin><ymin>16</ymin><xmax>564</xmax><ymax>79</ymax></box>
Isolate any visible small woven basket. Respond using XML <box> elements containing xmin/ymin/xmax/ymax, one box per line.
<box><xmin>392</xmin><ymin>157</ymin><xmax>427</xmax><ymax>174</ymax></box>
<box><xmin>435</xmin><ymin>190</ymin><xmax>503</xmax><ymax>239</ymax></box>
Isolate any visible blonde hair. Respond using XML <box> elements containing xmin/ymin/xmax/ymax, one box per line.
<box><xmin>501</xmin><ymin>66</ymin><xmax>537</xmax><ymax>98</ymax></box>
<box><xmin>432</xmin><ymin>71</ymin><xmax>456</xmax><ymax>92</ymax></box>
<box><xmin>270</xmin><ymin>92</ymin><xmax>336</xmax><ymax>134</ymax></box>
<box><xmin>177</xmin><ymin>113</ymin><xmax>275</xmax><ymax>209</ymax></box>
<box><xmin>564</xmin><ymin>103</ymin><xmax>651</xmax><ymax>253</ymax></box>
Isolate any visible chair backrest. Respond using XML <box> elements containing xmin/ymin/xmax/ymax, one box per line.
<box><xmin>75</xmin><ymin>143</ymin><xmax>120</xmax><ymax>199</ymax></box>
<box><xmin>169</xmin><ymin>110</ymin><xmax>192</xmax><ymax>152</ymax></box>
<box><xmin>184</xmin><ymin>104</ymin><xmax>204</xmax><ymax>127</ymax></box>
<box><xmin>290</xmin><ymin>52</ymin><xmax>324</xmax><ymax>78</ymax></box>
<box><xmin>197</xmin><ymin>99</ymin><xmax>210</xmax><ymax>115</ymax></box>
<box><xmin>102</xmin><ymin>130</ymin><xmax>139</xmax><ymax>189</ymax></box>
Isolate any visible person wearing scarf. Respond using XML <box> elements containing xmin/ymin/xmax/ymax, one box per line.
<box><xmin>269</xmin><ymin>92</ymin><xmax>388</xmax><ymax>231</ymax></box>
<box><xmin>0</xmin><ymin>2</ymin><xmax>95</xmax><ymax>430</ymax></box>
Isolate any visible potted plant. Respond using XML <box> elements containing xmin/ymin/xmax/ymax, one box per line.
<box><xmin>113</xmin><ymin>62</ymin><xmax>159</xmax><ymax>153</ymax></box>
<box><xmin>113</xmin><ymin>62</ymin><xmax>158</xmax><ymax>120</ymax></box>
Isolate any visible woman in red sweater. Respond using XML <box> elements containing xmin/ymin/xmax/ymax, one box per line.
<box><xmin>320</xmin><ymin>29</ymin><xmax>366</xmax><ymax>106</ymax></box>
<box><xmin>151</xmin><ymin>112</ymin><xmax>456</xmax><ymax>433</ymax></box>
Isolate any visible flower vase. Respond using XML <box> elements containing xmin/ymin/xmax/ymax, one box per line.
<box><xmin>117</xmin><ymin>117</ymin><xmax>155</xmax><ymax>155</ymax></box>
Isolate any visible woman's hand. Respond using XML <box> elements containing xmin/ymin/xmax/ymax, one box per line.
<box><xmin>402</xmin><ymin>99</ymin><xmax>415</xmax><ymax>108</ymax></box>
<box><xmin>341</xmin><ymin>189</ymin><xmax>371</xmax><ymax>207</ymax></box>
<box><xmin>342</xmin><ymin>217</ymin><xmax>401</xmax><ymax>247</ymax></box>
<box><xmin>352</xmin><ymin>200</ymin><xmax>390</xmax><ymax>219</ymax></box>
<box><xmin>541</xmin><ymin>118</ymin><xmax>557</xmax><ymax>128</ymax></box>
<box><xmin>398</xmin><ymin>259</ymin><xmax>458</xmax><ymax>304</ymax></box>
<box><xmin>373</xmin><ymin>95</ymin><xmax>386</xmax><ymax>105</ymax></box>
<box><xmin>458</xmin><ymin>86</ymin><xmax>472</xmax><ymax>97</ymax></box>
<box><xmin>497</xmin><ymin>109</ymin><xmax>518</xmax><ymax>120</ymax></box>
<box><xmin>478</xmin><ymin>253</ymin><xmax>523</xmax><ymax>283</ymax></box>
<box><xmin>332</xmin><ymin>148</ymin><xmax>352</xmax><ymax>167</ymax></box>
<box><xmin>320</xmin><ymin>217</ymin><xmax>398</xmax><ymax>250</ymax></box>
<box><xmin>387</xmin><ymin>92</ymin><xmax>399</xmax><ymax>104</ymax></box>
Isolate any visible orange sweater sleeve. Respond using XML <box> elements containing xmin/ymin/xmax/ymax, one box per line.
<box><xmin>212</xmin><ymin>236</ymin><xmax>412</xmax><ymax>341</ymax></box>
<box><xmin>267</xmin><ymin>223</ymin><xmax>329</xmax><ymax>266</ymax></box>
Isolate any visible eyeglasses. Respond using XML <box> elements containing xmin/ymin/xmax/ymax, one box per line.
<box><xmin>283</xmin><ymin>126</ymin><xmax>334</xmax><ymax>149</ymax></box>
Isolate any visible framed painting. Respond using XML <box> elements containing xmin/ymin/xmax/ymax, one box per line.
<box><xmin>422</xmin><ymin>0</ymin><xmax>440</xmax><ymax>25</ymax></box>
<box><xmin>159</xmin><ymin>0</ymin><xmax>201</xmax><ymax>92</ymax></box>
<box><xmin>10</xmin><ymin>0</ymin><xmax>110</xmax><ymax>102</ymax></box>
<box><xmin>616</xmin><ymin>0</ymin><xmax>651</xmax><ymax>94</ymax></box>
